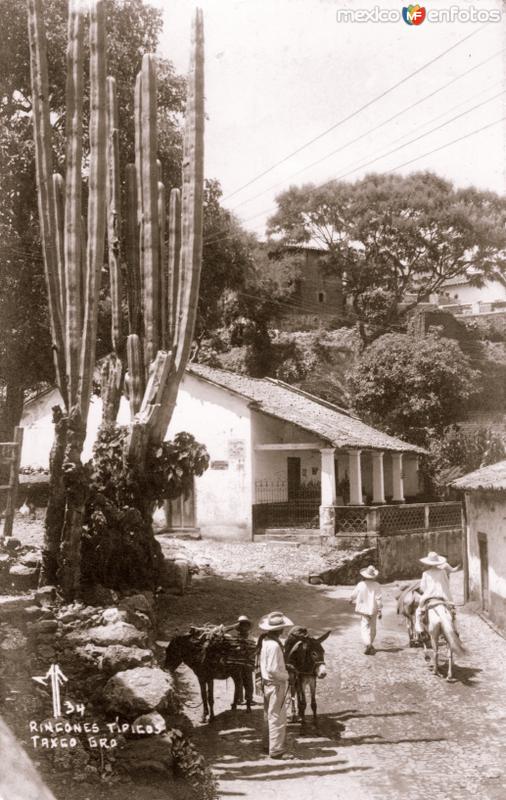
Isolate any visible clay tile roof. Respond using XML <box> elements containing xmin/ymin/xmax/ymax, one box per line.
<box><xmin>188</xmin><ymin>364</ymin><xmax>425</xmax><ymax>454</ymax></box>
<box><xmin>452</xmin><ymin>460</ymin><xmax>506</xmax><ymax>492</ymax></box>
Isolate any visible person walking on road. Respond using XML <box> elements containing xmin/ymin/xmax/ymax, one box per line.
<box><xmin>349</xmin><ymin>565</ymin><xmax>383</xmax><ymax>655</ymax></box>
<box><xmin>257</xmin><ymin>611</ymin><xmax>295</xmax><ymax>760</ymax></box>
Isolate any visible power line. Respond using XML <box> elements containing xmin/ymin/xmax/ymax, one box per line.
<box><xmin>222</xmin><ymin>23</ymin><xmax>491</xmax><ymax>202</ymax></box>
<box><xmin>231</xmin><ymin>49</ymin><xmax>504</xmax><ymax>212</ymax></box>
<box><xmin>203</xmin><ymin>114</ymin><xmax>505</xmax><ymax>249</ymax></box>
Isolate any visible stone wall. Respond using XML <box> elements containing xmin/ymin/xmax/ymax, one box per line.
<box><xmin>377</xmin><ymin>528</ymin><xmax>463</xmax><ymax>581</ymax></box>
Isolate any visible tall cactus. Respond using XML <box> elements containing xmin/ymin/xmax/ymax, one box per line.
<box><xmin>124</xmin><ymin>9</ymin><xmax>205</xmax><ymax>451</ymax></box>
<box><xmin>28</xmin><ymin>0</ymin><xmax>108</xmax><ymax>598</ymax></box>
<box><xmin>29</xmin><ymin>0</ymin><xmax>205</xmax><ymax>596</ymax></box>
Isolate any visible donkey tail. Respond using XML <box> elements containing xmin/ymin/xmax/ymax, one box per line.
<box><xmin>438</xmin><ymin>608</ymin><xmax>467</xmax><ymax>656</ymax></box>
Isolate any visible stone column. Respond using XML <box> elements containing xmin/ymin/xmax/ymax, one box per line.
<box><xmin>391</xmin><ymin>452</ymin><xmax>405</xmax><ymax>502</ymax></box>
<box><xmin>371</xmin><ymin>451</ymin><xmax>385</xmax><ymax>504</ymax></box>
<box><xmin>348</xmin><ymin>450</ymin><xmax>363</xmax><ymax>505</ymax></box>
<box><xmin>320</xmin><ymin>448</ymin><xmax>337</xmax><ymax>506</ymax></box>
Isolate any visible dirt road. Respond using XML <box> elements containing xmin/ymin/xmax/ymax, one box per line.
<box><xmin>159</xmin><ymin>546</ymin><xmax>506</xmax><ymax>800</ymax></box>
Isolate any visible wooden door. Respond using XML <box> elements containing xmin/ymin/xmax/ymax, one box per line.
<box><xmin>287</xmin><ymin>457</ymin><xmax>301</xmax><ymax>500</ymax></box>
<box><xmin>478</xmin><ymin>533</ymin><xmax>489</xmax><ymax>612</ymax></box>
<box><xmin>164</xmin><ymin>484</ymin><xmax>195</xmax><ymax>529</ymax></box>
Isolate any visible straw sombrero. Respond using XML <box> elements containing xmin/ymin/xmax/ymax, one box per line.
<box><xmin>360</xmin><ymin>565</ymin><xmax>379</xmax><ymax>579</ymax></box>
<box><xmin>420</xmin><ymin>551</ymin><xmax>447</xmax><ymax>567</ymax></box>
<box><xmin>258</xmin><ymin>611</ymin><xmax>293</xmax><ymax>631</ymax></box>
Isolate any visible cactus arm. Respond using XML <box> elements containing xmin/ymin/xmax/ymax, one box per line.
<box><xmin>126</xmin><ymin>334</ymin><xmax>145</xmax><ymax>417</ymax></box>
<box><xmin>78</xmin><ymin>0</ymin><xmax>107</xmax><ymax>421</ymax></box>
<box><xmin>52</xmin><ymin>173</ymin><xmax>66</xmax><ymax>329</ymax></box>
<box><xmin>174</xmin><ymin>8</ymin><xmax>205</xmax><ymax>378</ymax></box>
<box><xmin>168</xmin><ymin>187</ymin><xmax>181</xmax><ymax>351</ymax></box>
<box><xmin>101</xmin><ymin>353</ymin><xmax>123</xmax><ymax>424</ymax></box>
<box><xmin>158</xmin><ymin>179</ymin><xmax>167</xmax><ymax>349</ymax></box>
<box><xmin>106</xmin><ymin>75</ymin><xmax>123</xmax><ymax>356</ymax></box>
<box><xmin>64</xmin><ymin>0</ymin><xmax>85</xmax><ymax>405</ymax></box>
<box><xmin>125</xmin><ymin>163</ymin><xmax>142</xmax><ymax>336</ymax></box>
<box><xmin>148</xmin><ymin>9</ymin><xmax>204</xmax><ymax>445</ymax></box>
<box><xmin>139</xmin><ymin>54</ymin><xmax>160</xmax><ymax>367</ymax></box>
<box><xmin>27</xmin><ymin>0</ymin><xmax>67</xmax><ymax>407</ymax></box>
<box><xmin>134</xmin><ymin>72</ymin><xmax>144</xmax><ymax>307</ymax></box>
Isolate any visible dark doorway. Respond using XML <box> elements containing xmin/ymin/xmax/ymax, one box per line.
<box><xmin>287</xmin><ymin>457</ymin><xmax>301</xmax><ymax>500</ymax></box>
<box><xmin>164</xmin><ymin>484</ymin><xmax>196</xmax><ymax>530</ymax></box>
<box><xmin>478</xmin><ymin>533</ymin><xmax>489</xmax><ymax>612</ymax></box>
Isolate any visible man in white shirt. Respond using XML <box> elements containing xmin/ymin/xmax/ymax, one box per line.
<box><xmin>415</xmin><ymin>551</ymin><xmax>457</xmax><ymax>634</ymax></box>
<box><xmin>349</xmin><ymin>565</ymin><xmax>383</xmax><ymax>655</ymax></box>
<box><xmin>257</xmin><ymin>611</ymin><xmax>294</xmax><ymax>760</ymax></box>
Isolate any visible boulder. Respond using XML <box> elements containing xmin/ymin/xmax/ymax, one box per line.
<box><xmin>8</xmin><ymin>563</ymin><xmax>39</xmax><ymax>590</ymax></box>
<box><xmin>19</xmin><ymin>550</ymin><xmax>42</xmax><ymax>568</ymax></box>
<box><xmin>0</xmin><ymin>624</ymin><xmax>28</xmax><ymax>659</ymax></box>
<box><xmin>115</xmin><ymin>734</ymin><xmax>174</xmax><ymax>774</ymax></box>
<box><xmin>66</xmin><ymin>621</ymin><xmax>148</xmax><ymax>648</ymax></box>
<box><xmin>120</xmin><ymin>593</ymin><xmax>153</xmax><ymax>615</ymax></box>
<box><xmin>159</xmin><ymin>557</ymin><xmax>191</xmax><ymax>595</ymax></box>
<box><xmin>103</xmin><ymin>667</ymin><xmax>178</xmax><ymax>719</ymax></box>
<box><xmin>101</xmin><ymin>607</ymin><xmax>128</xmax><ymax>625</ymax></box>
<box><xmin>35</xmin><ymin>585</ymin><xmax>58</xmax><ymax>605</ymax></box>
<box><xmin>24</xmin><ymin>605</ymin><xmax>44</xmax><ymax>620</ymax></box>
<box><xmin>27</xmin><ymin>619</ymin><xmax>58</xmax><ymax>635</ymax></box>
<box><xmin>132</xmin><ymin>711</ymin><xmax>167</xmax><ymax>735</ymax></box>
<box><xmin>102</xmin><ymin>645</ymin><xmax>153</xmax><ymax>674</ymax></box>
<box><xmin>0</xmin><ymin>594</ymin><xmax>36</xmax><ymax>618</ymax></box>
<box><xmin>4</xmin><ymin>538</ymin><xmax>21</xmax><ymax>552</ymax></box>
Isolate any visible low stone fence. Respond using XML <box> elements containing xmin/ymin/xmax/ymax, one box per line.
<box><xmin>318</xmin><ymin>501</ymin><xmax>463</xmax><ymax>582</ymax></box>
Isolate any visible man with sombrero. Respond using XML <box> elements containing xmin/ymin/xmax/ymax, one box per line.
<box><xmin>349</xmin><ymin>565</ymin><xmax>383</xmax><ymax>655</ymax></box>
<box><xmin>257</xmin><ymin>611</ymin><xmax>295</xmax><ymax>760</ymax></box>
<box><xmin>415</xmin><ymin>551</ymin><xmax>457</xmax><ymax>634</ymax></box>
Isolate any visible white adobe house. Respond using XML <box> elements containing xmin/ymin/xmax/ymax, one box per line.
<box><xmin>453</xmin><ymin>461</ymin><xmax>506</xmax><ymax>633</ymax></box>
<box><xmin>20</xmin><ymin>364</ymin><xmax>426</xmax><ymax>541</ymax></box>
<box><xmin>431</xmin><ymin>276</ymin><xmax>506</xmax><ymax>316</ymax></box>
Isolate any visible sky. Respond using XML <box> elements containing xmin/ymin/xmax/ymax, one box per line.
<box><xmin>151</xmin><ymin>0</ymin><xmax>505</xmax><ymax>239</ymax></box>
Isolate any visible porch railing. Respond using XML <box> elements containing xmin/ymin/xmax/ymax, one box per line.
<box><xmin>334</xmin><ymin>501</ymin><xmax>462</xmax><ymax>535</ymax></box>
<box><xmin>253</xmin><ymin>479</ymin><xmax>320</xmax><ymax>530</ymax></box>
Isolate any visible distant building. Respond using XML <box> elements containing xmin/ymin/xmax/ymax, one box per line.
<box><xmin>453</xmin><ymin>461</ymin><xmax>506</xmax><ymax>632</ymax></box>
<box><xmin>431</xmin><ymin>276</ymin><xmax>506</xmax><ymax>317</ymax></box>
<box><xmin>281</xmin><ymin>243</ymin><xmax>344</xmax><ymax>319</ymax></box>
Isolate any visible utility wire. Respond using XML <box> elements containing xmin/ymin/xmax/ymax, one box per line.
<box><xmin>231</xmin><ymin>49</ymin><xmax>504</xmax><ymax>211</ymax></box>
<box><xmin>222</xmin><ymin>23</ymin><xmax>491</xmax><ymax>202</ymax></box>
<box><xmin>203</xmin><ymin>114</ymin><xmax>505</xmax><ymax>248</ymax></box>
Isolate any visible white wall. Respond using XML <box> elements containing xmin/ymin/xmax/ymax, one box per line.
<box><xmin>434</xmin><ymin>279</ymin><xmax>506</xmax><ymax>307</ymax></box>
<box><xmin>466</xmin><ymin>491</ymin><xmax>506</xmax><ymax>632</ymax></box>
<box><xmin>166</xmin><ymin>374</ymin><xmax>253</xmax><ymax>540</ymax></box>
<box><xmin>20</xmin><ymin>390</ymin><xmax>129</xmax><ymax>469</ymax></box>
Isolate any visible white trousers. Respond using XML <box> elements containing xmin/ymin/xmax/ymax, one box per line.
<box><xmin>360</xmin><ymin>613</ymin><xmax>377</xmax><ymax>646</ymax></box>
<box><xmin>263</xmin><ymin>681</ymin><xmax>288</xmax><ymax>756</ymax></box>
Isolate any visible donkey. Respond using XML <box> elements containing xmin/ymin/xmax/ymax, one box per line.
<box><xmin>423</xmin><ymin>599</ymin><xmax>466</xmax><ymax>682</ymax></box>
<box><xmin>165</xmin><ymin>632</ymin><xmax>244</xmax><ymax>722</ymax></box>
<box><xmin>284</xmin><ymin>627</ymin><xmax>330</xmax><ymax>731</ymax></box>
<box><xmin>396</xmin><ymin>580</ymin><xmax>425</xmax><ymax>647</ymax></box>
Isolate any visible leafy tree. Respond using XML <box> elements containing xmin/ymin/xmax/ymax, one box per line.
<box><xmin>424</xmin><ymin>425</ymin><xmax>506</xmax><ymax>496</ymax></box>
<box><xmin>348</xmin><ymin>332</ymin><xmax>481</xmax><ymax>446</ymax></box>
<box><xmin>267</xmin><ymin>172</ymin><xmax>506</xmax><ymax>341</ymax></box>
<box><xmin>0</xmin><ymin>0</ymin><xmax>185</xmax><ymax>438</ymax></box>
<box><xmin>197</xmin><ymin>181</ymin><xmax>303</xmax><ymax>375</ymax></box>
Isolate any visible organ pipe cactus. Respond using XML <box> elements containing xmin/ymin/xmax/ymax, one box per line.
<box><xmin>28</xmin><ymin>0</ymin><xmax>107</xmax><ymax>598</ymax></box>
<box><xmin>28</xmin><ymin>0</ymin><xmax>205</xmax><ymax>596</ymax></box>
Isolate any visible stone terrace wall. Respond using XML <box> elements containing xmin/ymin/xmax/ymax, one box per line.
<box><xmin>377</xmin><ymin>528</ymin><xmax>463</xmax><ymax>581</ymax></box>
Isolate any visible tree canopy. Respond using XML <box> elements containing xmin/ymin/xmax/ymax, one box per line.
<box><xmin>267</xmin><ymin>172</ymin><xmax>506</xmax><ymax>341</ymax></box>
<box><xmin>348</xmin><ymin>332</ymin><xmax>481</xmax><ymax>446</ymax></box>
